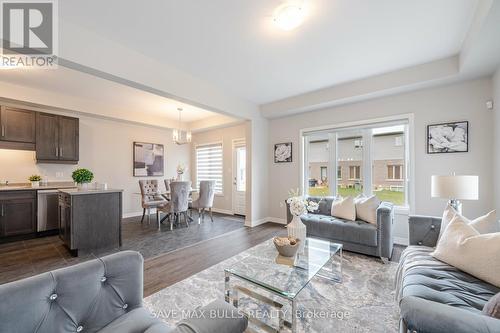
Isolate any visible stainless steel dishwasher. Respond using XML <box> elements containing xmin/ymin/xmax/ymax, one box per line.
<box><xmin>37</xmin><ymin>190</ymin><xmax>60</xmax><ymax>232</ymax></box>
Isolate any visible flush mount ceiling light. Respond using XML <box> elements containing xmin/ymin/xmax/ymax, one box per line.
<box><xmin>273</xmin><ymin>3</ymin><xmax>306</xmax><ymax>31</ymax></box>
<box><xmin>172</xmin><ymin>108</ymin><xmax>192</xmax><ymax>145</ymax></box>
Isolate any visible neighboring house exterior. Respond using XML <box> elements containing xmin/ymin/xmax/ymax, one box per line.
<box><xmin>308</xmin><ymin>132</ymin><xmax>405</xmax><ymax>191</ymax></box>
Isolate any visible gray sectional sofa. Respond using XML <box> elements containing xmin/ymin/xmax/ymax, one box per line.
<box><xmin>0</xmin><ymin>250</ymin><xmax>247</xmax><ymax>333</ymax></box>
<box><xmin>286</xmin><ymin>196</ymin><xmax>394</xmax><ymax>259</ymax></box>
<box><xmin>396</xmin><ymin>215</ymin><xmax>500</xmax><ymax>333</ymax></box>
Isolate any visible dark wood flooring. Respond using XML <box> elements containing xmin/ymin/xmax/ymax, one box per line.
<box><xmin>0</xmin><ymin>212</ymin><xmax>405</xmax><ymax>298</ymax></box>
<box><xmin>0</xmin><ymin>212</ymin><xmax>247</xmax><ymax>285</ymax></box>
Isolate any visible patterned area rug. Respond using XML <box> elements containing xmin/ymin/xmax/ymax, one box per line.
<box><xmin>144</xmin><ymin>242</ymin><xmax>399</xmax><ymax>332</ymax></box>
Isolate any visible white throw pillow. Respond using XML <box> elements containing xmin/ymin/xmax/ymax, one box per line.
<box><xmin>439</xmin><ymin>204</ymin><xmax>458</xmax><ymax>238</ymax></box>
<box><xmin>439</xmin><ymin>204</ymin><xmax>498</xmax><ymax>236</ymax></box>
<box><xmin>469</xmin><ymin>210</ymin><xmax>499</xmax><ymax>234</ymax></box>
<box><xmin>431</xmin><ymin>215</ymin><xmax>500</xmax><ymax>288</ymax></box>
<box><xmin>355</xmin><ymin>195</ymin><xmax>380</xmax><ymax>224</ymax></box>
<box><xmin>330</xmin><ymin>196</ymin><xmax>356</xmax><ymax>221</ymax></box>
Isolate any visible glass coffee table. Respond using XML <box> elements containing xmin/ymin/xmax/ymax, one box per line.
<box><xmin>224</xmin><ymin>237</ymin><xmax>343</xmax><ymax>332</ymax></box>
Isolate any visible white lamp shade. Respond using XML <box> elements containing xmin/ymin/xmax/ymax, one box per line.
<box><xmin>431</xmin><ymin>175</ymin><xmax>479</xmax><ymax>200</ymax></box>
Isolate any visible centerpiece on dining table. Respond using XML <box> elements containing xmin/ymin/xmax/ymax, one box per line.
<box><xmin>176</xmin><ymin>163</ymin><xmax>186</xmax><ymax>181</ymax></box>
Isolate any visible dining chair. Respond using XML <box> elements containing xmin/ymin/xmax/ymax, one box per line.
<box><xmin>157</xmin><ymin>181</ymin><xmax>191</xmax><ymax>230</ymax></box>
<box><xmin>190</xmin><ymin>180</ymin><xmax>216</xmax><ymax>223</ymax></box>
<box><xmin>138</xmin><ymin>180</ymin><xmax>167</xmax><ymax>224</ymax></box>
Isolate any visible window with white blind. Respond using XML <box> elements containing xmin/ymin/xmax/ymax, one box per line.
<box><xmin>195</xmin><ymin>143</ymin><xmax>223</xmax><ymax>194</ymax></box>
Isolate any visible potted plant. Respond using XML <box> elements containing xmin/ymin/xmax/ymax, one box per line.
<box><xmin>72</xmin><ymin>168</ymin><xmax>94</xmax><ymax>189</ymax></box>
<box><xmin>28</xmin><ymin>175</ymin><xmax>42</xmax><ymax>187</ymax></box>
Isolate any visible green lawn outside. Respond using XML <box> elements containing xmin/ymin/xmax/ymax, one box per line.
<box><xmin>308</xmin><ymin>186</ymin><xmax>404</xmax><ymax>206</ymax></box>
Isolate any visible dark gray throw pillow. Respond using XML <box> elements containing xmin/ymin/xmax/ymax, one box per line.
<box><xmin>483</xmin><ymin>292</ymin><xmax>500</xmax><ymax>319</ymax></box>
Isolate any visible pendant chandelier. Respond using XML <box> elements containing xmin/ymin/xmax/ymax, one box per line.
<box><xmin>172</xmin><ymin>108</ymin><xmax>192</xmax><ymax>145</ymax></box>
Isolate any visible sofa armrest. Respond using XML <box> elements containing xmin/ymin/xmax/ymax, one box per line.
<box><xmin>377</xmin><ymin>202</ymin><xmax>394</xmax><ymax>259</ymax></box>
<box><xmin>174</xmin><ymin>300</ymin><xmax>248</xmax><ymax>333</ymax></box>
<box><xmin>408</xmin><ymin>215</ymin><xmax>441</xmax><ymax>247</ymax></box>
<box><xmin>401</xmin><ymin>296</ymin><xmax>500</xmax><ymax>333</ymax></box>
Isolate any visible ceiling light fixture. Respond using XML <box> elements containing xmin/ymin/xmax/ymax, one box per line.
<box><xmin>273</xmin><ymin>3</ymin><xmax>306</xmax><ymax>31</ymax></box>
<box><xmin>172</xmin><ymin>108</ymin><xmax>192</xmax><ymax>145</ymax></box>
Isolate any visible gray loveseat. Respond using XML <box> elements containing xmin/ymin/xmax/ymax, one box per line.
<box><xmin>286</xmin><ymin>196</ymin><xmax>394</xmax><ymax>259</ymax></box>
<box><xmin>396</xmin><ymin>216</ymin><xmax>500</xmax><ymax>333</ymax></box>
<box><xmin>0</xmin><ymin>250</ymin><xmax>247</xmax><ymax>333</ymax></box>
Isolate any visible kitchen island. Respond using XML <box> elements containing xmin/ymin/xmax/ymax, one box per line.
<box><xmin>58</xmin><ymin>188</ymin><xmax>123</xmax><ymax>256</ymax></box>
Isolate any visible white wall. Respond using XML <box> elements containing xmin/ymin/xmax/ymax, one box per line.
<box><xmin>268</xmin><ymin>78</ymin><xmax>494</xmax><ymax>243</ymax></box>
<box><xmin>190</xmin><ymin>123</ymin><xmax>247</xmax><ymax>214</ymax></box>
<box><xmin>493</xmin><ymin>68</ymin><xmax>500</xmax><ymax>213</ymax></box>
<box><xmin>0</xmin><ymin>111</ymin><xmax>190</xmax><ymax>216</ymax></box>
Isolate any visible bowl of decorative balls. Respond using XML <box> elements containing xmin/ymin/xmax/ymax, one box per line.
<box><xmin>273</xmin><ymin>236</ymin><xmax>300</xmax><ymax>257</ymax></box>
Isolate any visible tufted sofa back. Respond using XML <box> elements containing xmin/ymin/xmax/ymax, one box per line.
<box><xmin>0</xmin><ymin>251</ymin><xmax>144</xmax><ymax>333</ymax></box>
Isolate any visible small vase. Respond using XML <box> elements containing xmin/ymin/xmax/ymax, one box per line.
<box><xmin>176</xmin><ymin>173</ymin><xmax>183</xmax><ymax>181</ymax></box>
<box><xmin>287</xmin><ymin>215</ymin><xmax>307</xmax><ymax>252</ymax></box>
<box><xmin>31</xmin><ymin>181</ymin><xmax>40</xmax><ymax>188</ymax></box>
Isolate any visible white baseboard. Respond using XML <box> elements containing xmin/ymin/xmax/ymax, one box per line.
<box><xmin>394</xmin><ymin>237</ymin><xmax>409</xmax><ymax>246</ymax></box>
<box><xmin>211</xmin><ymin>207</ymin><xmax>234</xmax><ymax>215</ymax></box>
<box><xmin>123</xmin><ymin>207</ymin><xmax>235</xmax><ymax>219</ymax></box>
<box><xmin>267</xmin><ymin>217</ymin><xmax>287</xmax><ymax>225</ymax></box>
<box><xmin>123</xmin><ymin>210</ymin><xmax>152</xmax><ymax>219</ymax></box>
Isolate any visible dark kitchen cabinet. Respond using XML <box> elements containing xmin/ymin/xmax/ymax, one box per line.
<box><xmin>36</xmin><ymin>113</ymin><xmax>79</xmax><ymax>163</ymax></box>
<box><xmin>58</xmin><ymin>190</ymin><xmax>122</xmax><ymax>256</ymax></box>
<box><xmin>0</xmin><ymin>191</ymin><xmax>36</xmax><ymax>237</ymax></box>
<box><xmin>0</xmin><ymin>106</ymin><xmax>36</xmax><ymax>150</ymax></box>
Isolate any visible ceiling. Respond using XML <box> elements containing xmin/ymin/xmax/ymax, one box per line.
<box><xmin>59</xmin><ymin>0</ymin><xmax>478</xmax><ymax>104</ymax></box>
<box><xmin>0</xmin><ymin>66</ymin><xmax>220</xmax><ymax>124</ymax></box>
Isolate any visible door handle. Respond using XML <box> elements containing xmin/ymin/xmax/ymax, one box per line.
<box><xmin>1</xmin><ymin>204</ymin><xmax>4</xmax><ymax>217</ymax></box>
<box><xmin>1</xmin><ymin>125</ymin><xmax>4</xmax><ymax>137</ymax></box>
<box><xmin>55</xmin><ymin>147</ymin><xmax>59</xmax><ymax>157</ymax></box>
<box><xmin>60</xmin><ymin>147</ymin><xmax>63</xmax><ymax>157</ymax></box>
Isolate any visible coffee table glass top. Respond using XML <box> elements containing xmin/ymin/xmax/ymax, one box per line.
<box><xmin>224</xmin><ymin>237</ymin><xmax>342</xmax><ymax>299</ymax></box>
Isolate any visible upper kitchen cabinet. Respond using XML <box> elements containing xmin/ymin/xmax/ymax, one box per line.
<box><xmin>0</xmin><ymin>106</ymin><xmax>36</xmax><ymax>150</ymax></box>
<box><xmin>36</xmin><ymin>113</ymin><xmax>79</xmax><ymax>164</ymax></box>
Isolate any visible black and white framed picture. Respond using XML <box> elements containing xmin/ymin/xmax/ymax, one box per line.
<box><xmin>274</xmin><ymin>142</ymin><xmax>292</xmax><ymax>163</ymax></box>
<box><xmin>427</xmin><ymin>121</ymin><xmax>468</xmax><ymax>154</ymax></box>
<box><xmin>133</xmin><ymin>142</ymin><xmax>164</xmax><ymax>176</ymax></box>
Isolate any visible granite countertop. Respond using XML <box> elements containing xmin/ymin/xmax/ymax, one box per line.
<box><xmin>59</xmin><ymin>188</ymin><xmax>123</xmax><ymax>196</ymax></box>
<box><xmin>0</xmin><ymin>182</ymin><xmax>76</xmax><ymax>192</ymax></box>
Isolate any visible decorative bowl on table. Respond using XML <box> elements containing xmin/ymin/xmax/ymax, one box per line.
<box><xmin>273</xmin><ymin>237</ymin><xmax>300</xmax><ymax>257</ymax></box>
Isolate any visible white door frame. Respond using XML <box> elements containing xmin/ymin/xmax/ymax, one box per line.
<box><xmin>232</xmin><ymin>138</ymin><xmax>246</xmax><ymax>216</ymax></box>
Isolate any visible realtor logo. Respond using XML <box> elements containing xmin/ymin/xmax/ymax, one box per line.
<box><xmin>1</xmin><ymin>0</ymin><xmax>57</xmax><ymax>68</ymax></box>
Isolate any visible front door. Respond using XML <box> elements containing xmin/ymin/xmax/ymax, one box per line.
<box><xmin>232</xmin><ymin>140</ymin><xmax>246</xmax><ymax>216</ymax></box>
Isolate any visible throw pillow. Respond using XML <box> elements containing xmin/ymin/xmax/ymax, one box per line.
<box><xmin>469</xmin><ymin>210</ymin><xmax>499</xmax><ymax>234</ymax></box>
<box><xmin>330</xmin><ymin>196</ymin><xmax>356</xmax><ymax>221</ymax></box>
<box><xmin>483</xmin><ymin>292</ymin><xmax>500</xmax><ymax>319</ymax></box>
<box><xmin>355</xmin><ymin>195</ymin><xmax>380</xmax><ymax>224</ymax></box>
<box><xmin>439</xmin><ymin>203</ymin><xmax>458</xmax><ymax>238</ymax></box>
<box><xmin>439</xmin><ymin>204</ymin><xmax>498</xmax><ymax>236</ymax></box>
<box><xmin>431</xmin><ymin>215</ymin><xmax>500</xmax><ymax>288</ymax></box>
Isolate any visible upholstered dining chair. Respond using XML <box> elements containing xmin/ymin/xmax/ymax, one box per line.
<box><xmin>138</xmin><ymin>180</ymin><xmax>167</xmax><ymax>224</ymax></box>
<box><xmin>157</xmin><ymin>181</ymin><xmax>191</xmax><ymax>230</ymax></box>
<box><xmin>190</xmin><ymin>180</ymin><xmax>216</xmax><ymax>223</ymax></box>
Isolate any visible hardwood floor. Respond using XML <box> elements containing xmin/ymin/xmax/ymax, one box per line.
<box><xmin>0</xmin><ymin>212</ymin><xmax>247</xmax><ymax>285</ymax></box>
<box><xmin>0</xmin><ymin>211</ymin><xmax>406</xmax><ymax>299</ymax></box>
<box><xmin>144</xmin><ymin>222</ymin><xmax>285</xmax><ymax>296</ymax></box>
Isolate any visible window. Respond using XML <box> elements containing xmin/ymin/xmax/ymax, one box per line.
<box><xmin>387</xmin><ymin>165</ymin><xmax>403</xmax><ymax>180</ymax></box>
<box><xmin>303</xmin><ymin>120</ymin><xmax>409</xmax><ymax>207</ymax></box>
<box><xmin>307</xmin><ymin>138</ymin><xmax>329</xmax><ymax>196</ymax></box>
<box><xmin>349</xmin><ymin>166</ymin><xmax>361</xmax><ymax>180</ymax></box>
<box><xmin>196</xmin><ymin>143</ymin><xmax>223</xmax><ymax>194</ymax></box>
<box><xmin>236</xmin><ymin>146</ymin><xmax>246</xmax><ymax>191</ymax></box>
<box><xmin>320</xmin><ymin>167</ymin><xmax>327</xmax><ymax>182</ymax></box>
